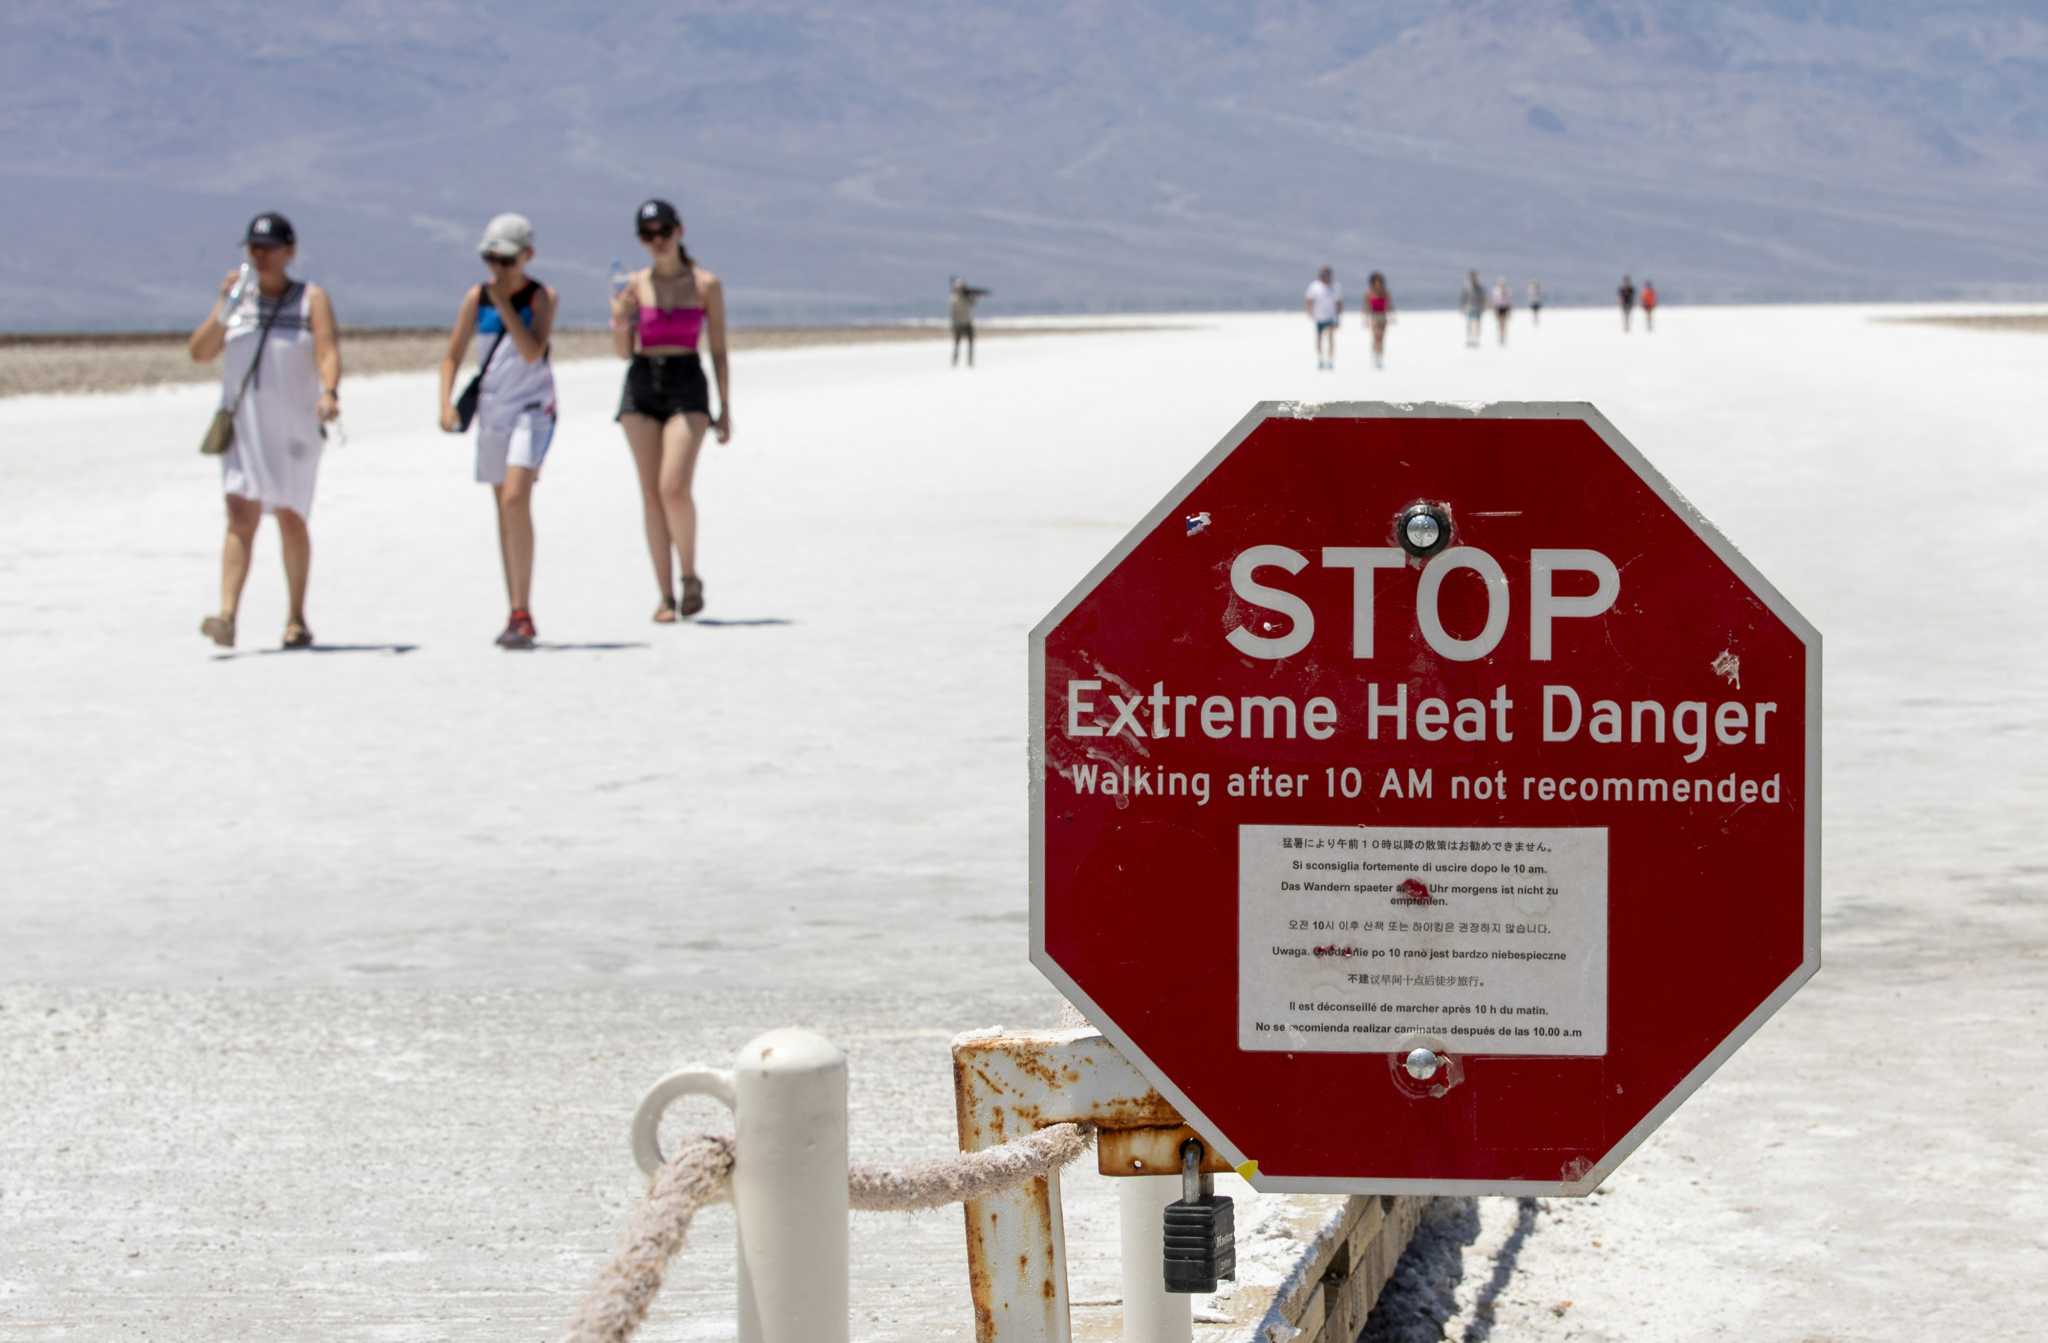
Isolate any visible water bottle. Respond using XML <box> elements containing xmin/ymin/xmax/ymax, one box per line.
<box><xmin>221</xmin><ymin>261</ymin><xmax>252</xmax><ymax>318</ymax></box>
<box><xmin>608</xmin><ymin>258</ymin><xmax>629</xmax><ymax>299</ymax></box>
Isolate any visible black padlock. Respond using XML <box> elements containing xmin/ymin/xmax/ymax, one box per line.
<box><xmin>1162</xmin><ymin>1138</ymin><xmax>1235</xmax><ymax>1293</ymax></box>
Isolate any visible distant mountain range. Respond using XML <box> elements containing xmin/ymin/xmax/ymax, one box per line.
<box><xmin>4</xmin><ymin>0</ymin><xmax>2045</xmax><ymax>329</ymax></box>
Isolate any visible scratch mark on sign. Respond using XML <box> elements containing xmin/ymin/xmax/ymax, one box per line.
<box><xmin>1711</xmin><ymin>648</ymin><xmax>1742</xmax><ymax>688</ymax></box>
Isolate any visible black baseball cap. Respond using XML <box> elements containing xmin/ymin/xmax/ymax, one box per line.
<box><xmin>635</xmin><ymin>198</ymin><xmax>681</xmax><ymax>231</ymax></box>
<box><xmin>244</xmin><ymin>211</ymin><xmax>296</xmax><ymax>246</ymax></box>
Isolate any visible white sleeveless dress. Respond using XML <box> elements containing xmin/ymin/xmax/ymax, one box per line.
<box><xmin>219</xmin><ymin>282</ymin><xmax>323</xmax><ymax>517</ymax></box>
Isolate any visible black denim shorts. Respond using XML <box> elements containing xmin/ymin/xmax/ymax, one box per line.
<box><xmin>616</xmin><ymin>353</ymin><xmax>710</xmax><ymax>421</ymax></box>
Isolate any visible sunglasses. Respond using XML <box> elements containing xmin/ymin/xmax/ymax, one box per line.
<box><xmin>637</xmin><ymin>225</ymin><xmax>676</xmax><ymax>242</ymax></box>
<box><xmin>481</xmin><ymin>253</ymin><xmax>519</xmax><ymax>267</ymax></box>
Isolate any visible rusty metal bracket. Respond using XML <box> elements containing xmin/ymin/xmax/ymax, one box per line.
<box><xmin>953</xmin><ymin>1026</ymin><xmax>1228</xmax><ymax>1343</ymax></box>
<box><xmin>1098</xmin><ymin>1124</ymin><xmax>1235</xmax><ymax>1179</ymax></box>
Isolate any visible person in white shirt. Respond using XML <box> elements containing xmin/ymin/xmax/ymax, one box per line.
<box><xmin>187</xmin><ymin>211</ymin><xmax>342</xmax><ymax>651</ymax></box>
<box><xmin>437</xmin><ymin>213</ymin><xmax>558</xmax><ymax>650</ymax></box>
<box><xmin>1527</xmin><ymin>279</ymin><xmax>1544</xmax><ymax>326</ymax></box>
<box><xmin>1491</xmin><ymin>277</ymin><xmax>1513</xmax><ymax>345</ymax></box>
<box><xmin>1303</xmin><ymin>266</ymin><xmax>1342</xmax><ymax>369</ymax></box>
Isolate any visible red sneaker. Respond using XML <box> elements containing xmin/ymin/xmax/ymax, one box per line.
<box><xmin>497</xmin><ymin>609</ymin><xmax>536</xmax><ymax>650</ymax></box>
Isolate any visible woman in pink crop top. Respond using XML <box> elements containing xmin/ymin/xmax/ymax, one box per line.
<box><xmin>1365</xmin><ymin>271</ymin><xmax>1393</xmax><ymax>370</ymax></box>
<box><xmin>610</xmin><ymin>197</ymin><xmax>731</xmax><ymax>622</ymax></box>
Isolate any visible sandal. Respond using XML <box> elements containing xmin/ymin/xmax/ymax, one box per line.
<box><xmin>652</xmin><ymin>594</ymin><xmax>678</xmax><ymax>625</ymax></box>
<box><xmin>679</xmin><ymin>575</ymin><xmax>705</xmax><ymax>619</ymax></box>
<box><xmin>200</xmin><ymin>613</ymin><xmax>236</xmax><ymax>648</ymax></box>
<box><xmin>281</xmin><ymin>621</ymin><xmax>314</xmax><ymax>650</ymax></box>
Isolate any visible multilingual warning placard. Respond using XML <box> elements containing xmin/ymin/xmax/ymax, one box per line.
<box><xmin>1238</xmin><ymin>824</ymin><xmax>1609</xmax><ymax>1056</ymax></box>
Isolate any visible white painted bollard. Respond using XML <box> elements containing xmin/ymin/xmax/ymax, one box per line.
<box><xmin>735</xmin><ymin>1028</ymin><xmax>848</xmax><ymax>1343</ymax></box>
<box><xmin>631</xmin><ymin>1028</ymin><xmax>849</xmax><ymax>1343</ymax></box>
<box><xmin>1118</xmin><ymin>1176</ymin><xmax>1193</xmax><ymax>1343</ymax></box>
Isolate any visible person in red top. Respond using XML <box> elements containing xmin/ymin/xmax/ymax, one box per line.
<box><xmin>1641</xmin><ymin>279</ymin><xmax>1660</xmax><ymax>333</ymax></box>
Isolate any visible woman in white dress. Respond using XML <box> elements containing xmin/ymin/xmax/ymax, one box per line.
<box><xmin>187</xmin><ymin>212</ymin><xmax>341</xmax><ymax>649</ymax></box>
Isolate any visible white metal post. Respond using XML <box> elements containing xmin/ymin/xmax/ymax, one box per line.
<box><xmin>733</xmin><ymin>1027</ymin><xmax>849</xmax><ymax>1343</ymax></box>
<box><xmin>1118</xmin><ymin>1175</ymin><xmax>1193</xmax><ymax>1343</ymax></box>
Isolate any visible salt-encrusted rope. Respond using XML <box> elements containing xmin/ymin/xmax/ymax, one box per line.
<box><xmin>562</xmin><ymin>1122</ymin><xmax>1093</xmax><ymax>1343</ymax></box>
<box><xmin>562</xmin><ymin>1134</ymin><xmax>736</xmax><ymax>1343</ymax></box>
<box><xmin>850</xmin><ymin>1120</ymin><xmax>1092</xmax><ymax>1211</ymax></box>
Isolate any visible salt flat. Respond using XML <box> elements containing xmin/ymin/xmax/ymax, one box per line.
<box><xmin>2</xmin><ymin>305</ymin><xmax>2044</xmax><ymax>1341</ymax></box>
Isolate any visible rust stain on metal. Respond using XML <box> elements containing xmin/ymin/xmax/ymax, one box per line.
<box><xmin>1097</xmin><ymin>1124</ymin><xmax>1233</xmax><ymax>1177</ymax></box>
<box><xmin>964</xmin><ymin>1204</ymin><xmax>996</xmax><ymax>1342</ymax></box>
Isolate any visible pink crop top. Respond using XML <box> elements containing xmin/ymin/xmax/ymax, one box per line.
<box><xmin>638</xmin><ymin>306</ymin><xmax>704</xmax><ymax>350</ymax></box>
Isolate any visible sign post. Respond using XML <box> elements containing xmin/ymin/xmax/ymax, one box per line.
<box><xmin>1031</xmin><ymin>403</ymin><xmax>1820</xmax><ymax>1195</ymax></box>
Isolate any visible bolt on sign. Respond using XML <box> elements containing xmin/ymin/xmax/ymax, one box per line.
<box><xmin>1030</xmin><ymin>403</ymin><xmax>1820</xmax><ymax>1195</ymax></box>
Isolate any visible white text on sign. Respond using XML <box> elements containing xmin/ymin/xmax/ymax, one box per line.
<box><xmin>1226</xmin><ymin>545</ymin><xmax>1617</xmax><ymax>661</ymax></box>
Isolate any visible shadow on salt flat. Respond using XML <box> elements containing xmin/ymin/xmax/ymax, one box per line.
<box><xmin>1361</xmin><ymin>1196</ymin><xmax>1546</xmax><ymax>1343</ymax></box>
<box><xmin>687</xmin><ymin>617</ymin><xmax>796</xmax><ymax>628</ymax></box>
<box><xmin>210</xmin><ymin>642</ymin><xmax>419</xmax><ymax>660</ymax></box>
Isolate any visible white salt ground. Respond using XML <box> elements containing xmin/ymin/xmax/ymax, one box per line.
<box><xmin>2</xmin><ymin>305</ymin><xmax>2044</xmax><ymax>1341</ymax></box>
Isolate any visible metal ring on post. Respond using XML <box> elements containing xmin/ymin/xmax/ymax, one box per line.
<box><xmin>631</xmin><ymin>1068</ymin><xmax>739</xmax><ymax>1178</ymax></box>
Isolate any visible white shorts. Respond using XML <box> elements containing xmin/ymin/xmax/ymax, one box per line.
<box><xmin>475</xmin><ymin>404</ymin><xmax>555</xmax><ymax>485</ymax></box>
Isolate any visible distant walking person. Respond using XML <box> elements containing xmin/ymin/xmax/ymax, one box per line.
<box><xmin>1304</xmin><ymin>266</ymin><xmax>1342</xmax><ymax>369</ymax></box>
<box><xmin>1461</xmin><ymin>271</ymin><xmax>1486</xmax><ymax>347</ymax></box>
<box><xmin>1365</xmin><ymin>272</ymin><xmax>1393</xmax><ymax>369</ymax></box>
<box><xmin>1527</xmin><ymin>279</ymin><xmax>1544</xmax><ymax>325</ymax></box>
<box><xmin>1619</xmin><ymin>274</ymin><xmax>1637</xmax><ymax>332</ymax></box>
<box><xmin>187</xmin><ymin>212</ymin><xmax>341</xmax><ymax>650</ymax></box>
<box><xmin>950</xmin><ymin>277</ymin><xmax>988</xmax><ymax>367</ymax></box>
<box><xmin>438</xmin><ymin>213</ymin><xmax>557</xmax><ymax>650</ymax></box>
<box><xmin>611</xmin><ymin>198</ymin><xmax>731</xmax><ymax>623</ymax></box>
<box><xmin>1491</xmin><ymin>277</ymin><xmax>1512</xmax><ymax>345</ymax></box>
<box><xmin>1641</xmin><ymin>278</ymin><xmax>1659</xmax><ymax>332</ymax></box>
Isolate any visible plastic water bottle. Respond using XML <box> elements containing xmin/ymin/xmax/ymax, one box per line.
<box><xmin>221</xmin><ymin>261</ymin><xmax>252</xmax><ymax>317</ymax></box>
<box><xmin>608</xmin><ymin>258</ymin><xmax>629</xmax><ymax>299</ymax></box>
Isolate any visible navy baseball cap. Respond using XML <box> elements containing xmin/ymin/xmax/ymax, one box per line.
<box><xmin>244</xmin><ymin>211</ymin><xmax>296</xmax><ymax>246</ymax></box>
<box><xmin>635</xmin><ymin>199</ymin><xmax>681</xmax><ymax>231</ymax></box>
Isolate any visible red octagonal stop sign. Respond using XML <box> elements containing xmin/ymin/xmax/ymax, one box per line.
<box><xmin>1031</xmin><ymin>403</ymin><xmax>1819</xmax><ymax>1195</ymax></box>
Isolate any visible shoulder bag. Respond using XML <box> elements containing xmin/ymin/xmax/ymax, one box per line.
<box><xmin>199</xmin><ymin>283</ymin><xmax>293</xmax><ymax>456</ymax></box>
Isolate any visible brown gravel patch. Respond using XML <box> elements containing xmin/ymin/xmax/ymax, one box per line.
<box><xmin>1878</xmin><ymin>314</ymin><xmax>2048</xmax><ymax>334</ymax></box>
<box><xmin>0</xmin><ymin>323</ymin><xmax>1173</xmax><ymax>399</ymax></box>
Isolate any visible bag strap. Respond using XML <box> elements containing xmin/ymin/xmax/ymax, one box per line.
<box><xmin>474</xmin><ymin>282</ymin><xmax>514</xmax><ymax>379</ymax></box>
<box><xmin>226</xmin><ymin>282</ymin><xmax>295</xmax><ymax>415</ymax></box>
<box><xmin>476</xmin><ymin>280</ymin><xmax>548</xmax><ymax>375</ymax></box>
